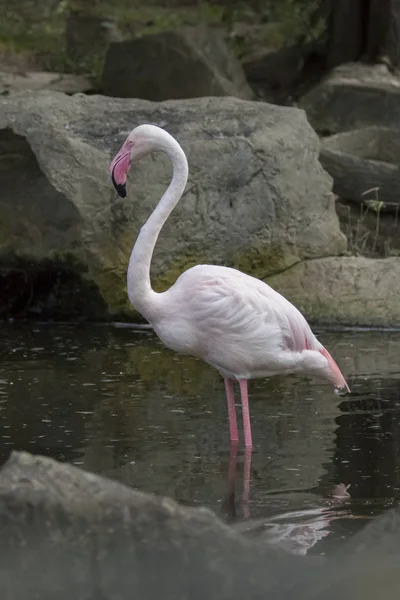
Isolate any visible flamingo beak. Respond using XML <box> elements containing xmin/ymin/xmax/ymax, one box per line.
<box><xmin>110</xmin><ymin>142</ymin><xmax>131</xmax><ymax>198</ymax></box>
<box><xmin>112</xmin><ymin>175</ymin><xmax>127</xmax><ymax>199</ymax></box>
<box><xmin>320</xmin><ymin>347</ymin><xmax>350</xmax><ymax>393</ymax></box>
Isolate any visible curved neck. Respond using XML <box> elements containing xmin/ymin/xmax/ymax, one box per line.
<box><xmin>127</xmin><ymin>138</ymin><xmax>189</xmax><ymax>320</ymax></box>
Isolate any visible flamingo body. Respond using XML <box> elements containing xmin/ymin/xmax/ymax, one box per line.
<box><xmin>151</xmin><ymin>264</ymin><xmax>342</xmax><ymax>383</ymax></box>
<box><xmin>109</xmin><ymin>124</ymin><xmax>350</xmax><ymax>448</ymax></box>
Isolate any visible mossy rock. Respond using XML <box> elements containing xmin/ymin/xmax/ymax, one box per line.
<box><xmin>0</xmin><ymin>90</ymin><xmax>344</xmax><ymax>321</ymax></box>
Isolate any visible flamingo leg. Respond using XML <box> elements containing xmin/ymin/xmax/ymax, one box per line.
<box><xmin>222</xmin><ymin>441</ymin><xmax>238</xmax><ymax>521</ymax></box>
<box><xmin>242</xmin><ymin>446</ymin><xmax>252</xmax><ymax>518</ymax></box>
<box><xmin>239</xmin><ymin>379</ymin><xmax>252</xmax><ymax>448</ymax></box>
<box><xmin>228</xmin><ymin>441</ymin><xmax>239</xmax><ymax>491</ymax></box>
<box><xmin>224</xmin><ymin>378</ymin><xmax>239</xmax><ymax>443</ymax></box>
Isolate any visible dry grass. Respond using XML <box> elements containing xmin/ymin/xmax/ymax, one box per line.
<box><xmin>339</xmin><ymin>187</ymin><xmax>400</xmax><ymax>257</ymax></box>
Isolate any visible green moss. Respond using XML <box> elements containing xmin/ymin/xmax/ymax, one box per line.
<box><xmin>271</xmin><ymin>0</ymin><xmax>327</xmax><ymax>46</ymax></box>
<box><xmin>151</xmin><ymin>253</ymin><xmax>209</xmax><ymax>292</ymax></box>
<box><xmin>0</xmin><ymin>0</ymin><xmax>327</xmax><ymax>80</ymax></box>
<box><xmin>93</xmin><ymin>265</ymin><xmax>131</xmax><ymax>317</ymax></box>
<box><xmin>94</xmin><ymin>243</ymin><xmax>301</xmax><ymax>321</ymax></box>
<box><xmin>151</xmin><ymin>244</ymin><xmax>300</xmax><ymax>292</ymax></box>
<box><xmin>47</xmin><ymin>250</ymin><xmax>87</xmax><ymax>271</ymax></box>
<box><xmin>113</xmin><ymin>4</ymin><xmax>226</xmax><ymax>37</ymax></box>
<box><xmin>229</xmin><ymin>244</ymin><xmax>299</xmax><ymax>279</ymax></box>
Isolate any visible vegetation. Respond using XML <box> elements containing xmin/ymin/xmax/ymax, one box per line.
<box><xmin>339</xmin><ymin>188</ymin><xmax>400</xmax><ymax>258</ymax></box>
<box><xmin>0</xmin><ymin>0</ymin><xmax>326</xmax><ymax>78</ymax></box>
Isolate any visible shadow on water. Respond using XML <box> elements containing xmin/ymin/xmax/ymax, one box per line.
<box><xmin>1</xmin><ymin>322</ymin><xmax>400</xmax><ymax>556</ymax></box>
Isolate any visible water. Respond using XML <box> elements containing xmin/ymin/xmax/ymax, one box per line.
<box><xmin>1</xmin><ymin>322</ymin><xmax>400</xmax><ymax>556</ymax></box>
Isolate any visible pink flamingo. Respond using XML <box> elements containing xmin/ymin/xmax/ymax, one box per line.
<box><xmin>110</xmin><ymin>124</ymin><xmax>350</xmax><ymax>449</ymax></box>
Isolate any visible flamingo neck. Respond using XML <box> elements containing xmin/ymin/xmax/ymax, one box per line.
<box><xmin>127</xmin><ymin>136</ymin><xmax>189</xmax><ymax>321</ymax></box>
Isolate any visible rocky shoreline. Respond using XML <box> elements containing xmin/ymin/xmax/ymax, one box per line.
<box><xmin>1</xmin><ymin>449</ymin><xmax>400</xmax><ymax>600</ymax></box>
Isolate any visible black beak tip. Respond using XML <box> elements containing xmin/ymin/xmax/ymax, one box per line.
<box><xmin>111</xmin><ymin>170</ymin><xmax>127</xmax><ymax>198</ymax></box>
<box><xmin>116</xmin><ymin>183</ymin><xmax>126</xmax><ymax>198</ymax></box>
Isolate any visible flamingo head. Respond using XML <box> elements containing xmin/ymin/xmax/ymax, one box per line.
<box><xmin>109</xmin><ymin>124</ymin><xmax>172</xmax><ymax>198</ymax></box>
<box><xmin>302</xmin><ymin>347</ymin><xmax>350</xmax><ymax>393</ymax></box>
<box><xmin>319</xmin><ymin>347</ymin><xmax>350</xmax><ymax>393</ymax></box>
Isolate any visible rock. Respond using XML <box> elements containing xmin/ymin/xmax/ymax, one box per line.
<box><xmin>0</xmin><ymin>90</ymin><xmax>345</xmax><ymax>320</ymax></box>
<box><xmin>243</xmin><ymin>45</ymin><xmax>305</xmax><ymax>102</ymax></box>
<box><xmin>306</xmin><ymin>505</ymin><xmax>400</xmax><ymax>600</ymax></box>
<box><xmin>300</xmin><ymin>62</ymin><xmax>400</xmax><ymax>135</ymax></box>
<box><xmin>266</xmin><ymin>256</ymin><xmax>400</xmax><ymax>327</ymax></box>
<box><xmin>0</xmin><ymin>450</ymin><xmax>310</xmax><ymax>600</ymax></box>
<box><xmin>342</xmin><ymin>505</ymin><xmax>400</xmax><ymax>556</ymax></box>
<box><xmin>242</xmin><ymin>42</ymin><xmax>326</xmax><ymax>103</ymax></box>
<box><xmin>3</xmin><ymin>449</ymin><xmax>400</xmax><ymax>600</ymax></box>
<box><xmin>66</xmin><ymin>12</ymin><xmax>122</xmax><ymax>66</ymax></box>
<box><xmin>320</xmin><ymin>127</ymin><xmax>400</xmax><ymax>208</ymax></box>
<box><xmin>0</xmin><ymin>70</ymin><xmax>94</xmax><ymax>96</ymax></box>
<box><xmin>101</xmin><ymin>25</ymin><xmax>254</xmax><ymax>100</ymax></box>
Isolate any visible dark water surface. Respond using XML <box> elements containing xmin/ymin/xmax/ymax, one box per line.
<box><xmin>1</xmin><ymin>322</ymin><xmax>400</xmax><ymax>556</ymax></box>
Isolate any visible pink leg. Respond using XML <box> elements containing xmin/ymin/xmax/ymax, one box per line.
<box><xmin>224</xmin><ymin>378</ymin><xmax>239</xmax><ymax>443</ymax></box>
<box><xmin>221</xmin><ymin>441</ymin><xmax>239</xmax><ymax>520</ymax></box>
<box><xmin>242</xmin><ymin>446</ymin><xmax>252</xmax><ymax>518</ymax></box>
<box><xmin>239</xmin><ymin>379</ymin><xmax>252</xmax><ymax>448</ymax></box>
<box><xmin>228</xmin><ymin>441</ymin><xmax>238</xmax><ymax>490</ymax></box>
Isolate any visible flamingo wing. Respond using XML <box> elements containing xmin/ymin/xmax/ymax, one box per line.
<box><xmin>161</xmin><ymin>264</ymin><xmax>320</xmax><ymax>378</ymax></box>
<box><xmin>183</xmin><ymin>265</ymin><xmax>317</xmax><ymax>350</ymax></box>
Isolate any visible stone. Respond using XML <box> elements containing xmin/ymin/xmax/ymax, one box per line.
<box><xmin>300</xmin><ymin>62</ymin><xmax>400</xmax><ymax>135</ymax></box>
<box><xmin>266</xmin><ymin>256</ymin><xmax>400</xmax><ymax>327</ymax></box>
<box><xmin>243</xmin><ymin>45</ymin><xmax>305</xmax><ymax>102</ymax></box>
<box><xmin>66</xmin><ymin>12</ymin><xmax>122</xmax><ymax>66</ymax></box>
<box><xmin>101</xmin><ymin>25</ymin><xmax>254</xmax><ymax>100</ymax></box>
<box><xmin>242</xmin><ymin>41</ymin><xmax>326</xmax><ymax>103</ymax></box>
<box><xmin>0</xmin><ymin>450</ymin><xmax>310</xmax><ymax>600</ymax></box>
<box><xmin>305</xmin><ymin>505</ymin><xmax>400</xmax><ymax>600</ymax></box>
<box><xmin>0</xmin><ymin>70</ymin><xmax>94</xmax><ymax>96</ymax></box>
<box><xmin>0</xmin><ymin>90</ymin><xmax>345</xmax><ymax>320</ymax></box>
<box><xmin>3</xmin><ymin>449</ymin><xmax>400</xmax><ymax>600</ymax></box>
<box><xmin>320</xmin><ymin>126</ymin><xmax>400</xmax><ymax>207</ymax></box>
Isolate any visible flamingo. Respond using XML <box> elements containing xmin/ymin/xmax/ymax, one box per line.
<box><xmin>110</xmin><ymin>124</ymin><xmax>350</xmax><ymax>449</ymax></box>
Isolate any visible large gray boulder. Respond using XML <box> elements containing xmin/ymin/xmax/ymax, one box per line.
<box><xmin>3</xmin><ymin>450</ymin><xmax>400</xmax><ymax>600</ymax></box>
<box><xmin>267</xmin><ymin>256</ymin><xmax>400</xmax><ymax>327</ymax></box>
<box><xmin>0</xmin><ymin>90</ymin><xmax>345</xmax><ymax>319</ymax></box>
<box><xmin>305</xmin><ymin>505</ymin><xmax>400</xmax><ymax>600</ymax></box>
<box><xmin>320</xmin><ymin>127</ymin><xmax>400</xmax><ymax>208</ymax></box>
<box><xmin>300</xmin><ymin>63</ymin><xmax>400</xmax><ymax>135</ymax></box>
<box><xmin>101</xmin><ymin>25</ymin><xmax>254</xmax><ymax>101</ymax></box>
<box><xmin>0</xmin><ymin>450</ymin><xmax>309</xmax><ymax>600</ymax></box>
